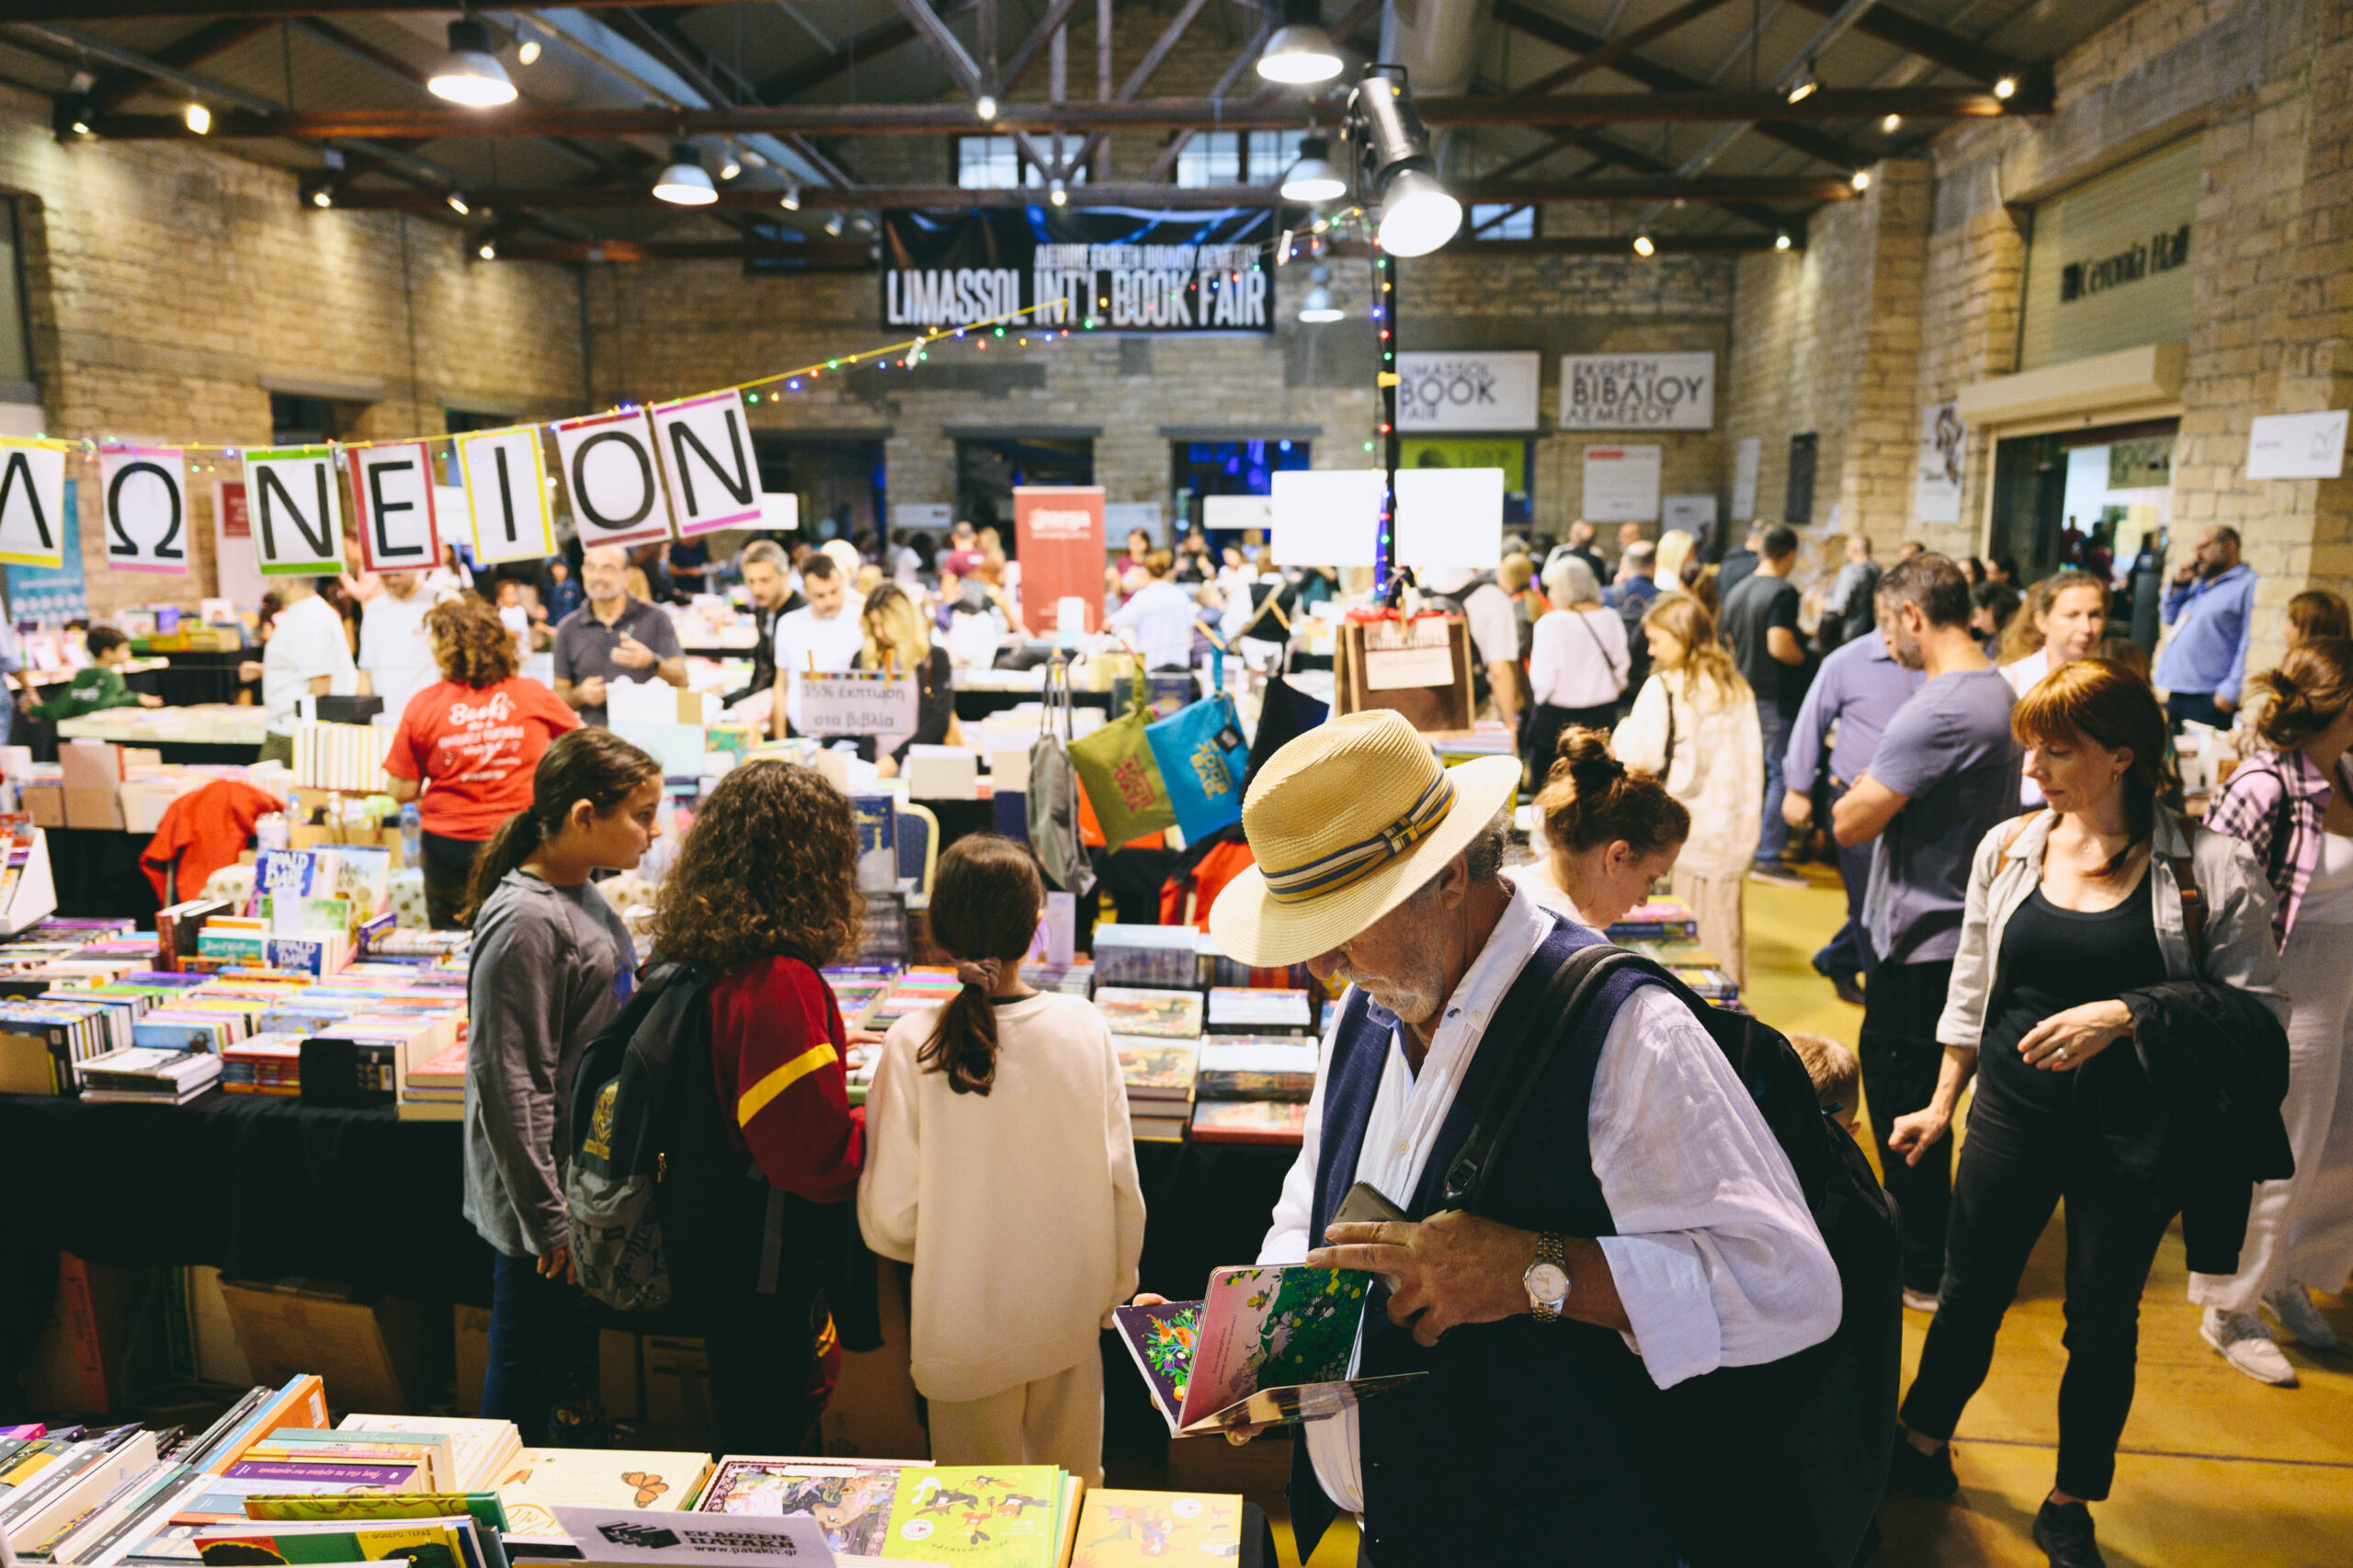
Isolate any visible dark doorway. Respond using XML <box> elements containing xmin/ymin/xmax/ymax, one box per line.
<box><xmin>753</xmin><ymin>434</ymin><xmax>887</xmax><ymax>543</ymax></box>
<box><xmin>1987</xmin><ymin>416</ymin><xmax>2177</xmax><ymax>585</ymax></box>
<box><xmin>1170</xmin><ymin>437</ymin><xmax>1312</xmax><ymax>546</ymax></box>
<box><xmin>956</xmin><ymin>436</ymin><xmax>1094</xmax><ymax>547</ymax></box>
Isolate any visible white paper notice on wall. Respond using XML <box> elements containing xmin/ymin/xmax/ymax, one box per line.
<box><xmin>460</xmin><ymin>427</ymin><xmax>557</xmax><ymax>563</ymax></box>
<box><xmin>99</xmin><ymin>447</ymin><xmax>190</xmax><ymax>575</ymax></box>
<box><xmin>799</xmin><ymin>667</ymin><xmax>920</xmax><ymax>741</ymax></box>
<box><xmin>554</xmin><ymin>409</ymin><xmax>675</xmax><ymax>550</ymax></box>
<box><xmin>348</xmin><ymin>442</ymin><xmax>440</xmax><ymax>574</ymax></box>
<box><xmin>2247</xmin><ymin>410</ymin><xmax>2349</xmax><ymax>480</ymax></box>
<box><xmin>1660</xmin><ymin>494</ymin><xmax>1718</xmax><ymax>537</ymax></box>
<box><xmin>1269</xmin><ymin>469</ymin><xmax>1382</xmax><ymax>566</ymax></box>
<box><xmin>652</xmin><ymin>390</ymin><xmax>763</xmax><ymax>536</ymax></box>
<box><xmin>245</xmin><ymin>447</ymin><xmax>347</xmax><ymax>577</ymax></box>
<box><xmin>1731</xmin><ymin>436</ymin><xmax>1760</xmax><ymax>522</ymax></box>
<box><xmin>0</xmin><ymin>438</ymin><xmax>64</xmax><ymax>569</ymax></box>
<box><xmin>1393</xmin><ymin>467</ymin><xmax>1503</xmax><ymax>569</ymax></box>
<box><xmin>1203</xmin><ymin>493</ymin><xmax>1274</xmax><ymax>535</ymax></box>
<box><xmin>1580</xmin><ymin>445</ymin><xmax>1663</xmax><ymax>523</ymax></box>
<box><xmin>1915</xmin><ymin>402</ymin><xmax>1966</xmax><ymax>524</ymax></box>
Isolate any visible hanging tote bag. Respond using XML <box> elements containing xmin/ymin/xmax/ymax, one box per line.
<box><xmin>1145</xmin><ymin>663</ymin><xmax>1252</xmax><ymax>842</ymax></box>
<box><xmin>1025</xmin><ymin>655</ymin><xmax>1096</xmax><ymax>896</ymax></box>
<box><xmin>1068</xmin><ymin>662</ymin><xmax>1177</xmax><ymax>849</ymax></box>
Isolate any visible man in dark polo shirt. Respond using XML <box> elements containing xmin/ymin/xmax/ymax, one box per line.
<box><xmin>551</xmin><ymin>544</ymin><xmax>687</xmax><ymax>726</ymax></box>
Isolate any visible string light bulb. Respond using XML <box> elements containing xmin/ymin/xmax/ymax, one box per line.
<box><xmin>477</xmin><ymin>239</ymin><xmax>496</xmax><ymax>260</ymax></box>
<box><xmin>1851</xmin><ymin>168</ymin><xmax>1871</xmax><ymax>191</ymax></box>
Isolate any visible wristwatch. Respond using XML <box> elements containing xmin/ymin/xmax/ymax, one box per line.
<box><xmin>1524</xmin><ymin>1232</ymin><xmax>1571</xmax><ymax>1324</ymax></box>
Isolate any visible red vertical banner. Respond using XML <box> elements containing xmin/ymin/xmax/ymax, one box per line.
<box><xmin>1014</xmin><ymin>485</ymin><xmax>1106</xmax><ymax>636</ymax></box>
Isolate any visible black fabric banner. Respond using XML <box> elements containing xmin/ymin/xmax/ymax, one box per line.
<box><xmin>880</xmin><ymin>206</ymin><xmax>1275</xmax><ymax>335</ymax></box>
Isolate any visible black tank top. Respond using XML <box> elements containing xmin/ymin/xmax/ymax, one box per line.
<box><xmin>1980</xmin><ymin>869</ymin><xmax>2168</xmax><ymax>1110</ymax></box>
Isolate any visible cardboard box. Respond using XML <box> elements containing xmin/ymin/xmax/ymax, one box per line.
<box><xmin>21</xmin><ymin>783</ymin><xmax>64</xmax><ymax>829</ymax></box>
<box><xmin>641</xmin><ymin>1335</ymin><xmax>710</xmax><ymax>1431</ymax></box>
<box><xmin>64</xmin><ymin>788</ymin><xmax>126</xmax><ymax>831</ymax></box>
<box><xmin>220</xmin><ymin>1278</ymin><xmax>425</xmax><ymax>1415</ymax></box>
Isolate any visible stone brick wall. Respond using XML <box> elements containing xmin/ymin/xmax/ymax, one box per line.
<box><xmin>0</xmin><ymin>88</ymin><xmax>585</xmax><ymax>616</ymax></box>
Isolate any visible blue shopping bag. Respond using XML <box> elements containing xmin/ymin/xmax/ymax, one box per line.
<box><xmin>1144</xmin><ymin>690</ymin><xmax>1251</xmax><ymax>841</ymax></box>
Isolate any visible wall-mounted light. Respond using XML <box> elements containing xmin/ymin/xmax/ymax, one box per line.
<box><xmin>184</xmin><ymin>102</ymin><xmax>210</xmax><ymax>135</ymax></box>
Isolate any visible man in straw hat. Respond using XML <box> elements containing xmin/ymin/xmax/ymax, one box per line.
<box><xmin>1204</xmin><ymin>710</ymin><xmax>1841</xmax><ymax>1563</ymax></box>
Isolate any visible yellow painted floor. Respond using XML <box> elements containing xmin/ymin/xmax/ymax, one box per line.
<box><xmin>1270</xmin><ymin>863</ymin><xmax>2353</xmax><ymax>1567</ymax></box>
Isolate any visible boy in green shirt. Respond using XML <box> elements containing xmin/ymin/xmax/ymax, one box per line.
<box><xmin>30</xmin><ymin>627</ymin><xmax>165</xmax><ymax>721</ymax></box>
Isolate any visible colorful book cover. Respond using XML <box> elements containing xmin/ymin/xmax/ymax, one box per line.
<box><xmin>1188</xmin><ymin>1099</ymin><xmax>1310</xmax><ymax>1143</ymax></box>
<box><xmin>1111</xmin><ymin>1301</ymin><xmax>1200</xmax><ymax>1423</ymax></box>
<box><xmin>1070</xmin><ymin>1490</ymin><xmax>1242</xmax><ymax>1568</ymax></box>
<box><xmin>194</xmin><ymin>1519</ymin><xmax>460</xmax><ymax>1566</ymax></box>
<box><xmin>695</xmin><ymin>1459</ymin><xmax>916</xmax><ymax>1555</ymax></box>
<box><xmin>494</xmin><ymin>1449</ymin><xmax>708</xmax><ymax>1540</ymax></box>
<box><xmin>1195</xmin><ymin>1039</ymin><xmax>1318</xmax><ymax>1100</ymax></box>
<box><xmin>1112</xmin><ymin>1037</ymin><xmax>1198</xmax><ymax>1097</ymax></box>
<box><xmin>243</xmin><ymin>1494</ymin><xmax>509</xmax><ymax>1533</ymax></box>
<box><xmin>1093</xmin><ymin>988</ymin><xmax>1203</xmax><ymax>1040</ymax></box>
<box><xmin>880</xmin><ymin>1467</ymin><xmax>1063</xmax><ymax>1568</ymax></box>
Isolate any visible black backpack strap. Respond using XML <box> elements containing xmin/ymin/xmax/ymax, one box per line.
<box><xmin>1438</xmin><ymin>945</ymin><xmax>1634</xmax><ymax>1212</ymax></box>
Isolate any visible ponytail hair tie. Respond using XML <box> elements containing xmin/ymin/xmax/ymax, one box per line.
<box><xmin>955</xmin><ymin>957</ymin><xmax>1005</xmax><ymax>991</ymax></box>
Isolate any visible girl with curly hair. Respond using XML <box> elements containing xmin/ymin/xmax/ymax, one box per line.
<box><xmin>647</xmin><ymin>759</ymin><xmax>869</xmax><ymax>1454</ymax></box>
<box><xmin>386</xmin><ymin>595</ymin><xmax>581</xmax><ymax>927</ymax></box>
<box><xmin>858</xmin><ymin>835</ymin><xmax>1142</xmax><ymax>1484</ymax></box>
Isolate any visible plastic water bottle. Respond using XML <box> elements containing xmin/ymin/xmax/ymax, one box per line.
<box><xmin>399</xmin><ymin>801</ymin><xmax>422</xmax><ymax>868</ymax></box>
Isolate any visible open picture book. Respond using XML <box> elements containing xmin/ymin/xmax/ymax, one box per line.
<box><xmin>1113</xmin><ymin>1265</ymin><xmax>1424</xmax><ymax>1437</ymax></box>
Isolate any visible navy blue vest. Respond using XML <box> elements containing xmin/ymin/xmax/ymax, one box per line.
<box><xmin>1289</xmin><ymin>917</ymin><xmax>1680</xmax><ymax>1566</ymax></box>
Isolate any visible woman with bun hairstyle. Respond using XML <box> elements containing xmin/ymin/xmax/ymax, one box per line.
<box><xmin>648</xmin><ymin>759</ymin><xmax>870</xmax><ymax>1453</ymax></box>
<box><xmin>1608</xmin><ymin>593</ymin><xmax>1761</xmax><ymax>983</ymax></box>
<box><xmin>1882</xmin><ymin>659</ymin><xmax>2284</xmax><ymax>1565</ymax></box>
<box><xmin>2190</xmin><ymin>636</ymin><xmax>2353</xmax><ymax>1381</ymax></box>
<box><xmin>858</xmin><ymin>835</ymin><xmax>1144</xmax><ymax>1483</ymax></box>
<box><xmin>1506</xmin><ymin>727</ymin><xmax>1691</xmax><ymax>932</ymax></box>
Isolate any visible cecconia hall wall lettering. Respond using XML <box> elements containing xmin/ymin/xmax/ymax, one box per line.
<box><xmin>2017</xmin><ymin>137</ymin><xmax>2200</xmax><ymax>371</ymax></box>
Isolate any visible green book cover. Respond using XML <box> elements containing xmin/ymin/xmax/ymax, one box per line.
<box><xmin>242</xmin><ymin>1493</ymin><xmax>509</xmax><ymax>1533</ymax></box>
<box><xmin>881</xmin><ymin>1467</ymin><xmax>1064</xmax><ymax>1568</ymax></box>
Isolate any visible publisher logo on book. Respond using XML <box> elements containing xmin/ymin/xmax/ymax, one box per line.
<box><xmin>597</xmin><ymin>1524</ymin><xmax>681</xmax><ymax>1551</ymax></box>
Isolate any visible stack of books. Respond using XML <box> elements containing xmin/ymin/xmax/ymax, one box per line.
<box><xmin>865</xmin><ymin>968</ymin><xmax>963</xmax><ymax>1028</ymax></box>
<box><xmin>75</xmin><ymin>1046</ymin><xmax>221</xmax><ymax>1104</ymax></box>
<box><xmin>335</xmin><ymin>1415</ymin><xmax>523</xmax><ymax>1494</ymax></box>
<box><xmin>220</xmin><ymin>1031</ymin><xmax>305</xmax><ymax>1096</ymax></box>
<box><xmin>691</xmin><ymin>1459</ymin><xmax>1084</xmax><ymax>1568</ymax></box>
<box><xmin>398</xmin><ymin>1040</ymin><xmax>468</xmax><ymax>1121</ymax></box>
<box><xmin>1091</xmin><ymin>924</ymin><xmax>1199</xmax><ymax>989</ymax></box>
<box><xmin>1204</xmin><ymin>986</ymin><xmax>1313</xmax><ymax>1035</ymax></box>
<box><xmin>1190</xmin><ymin>1036</ymin><xmax>1318</xmax><ymax>1145</ymax></box>
<box><xmin>1605</xmin><ymin>897</ymin><xmax>1701</xmax><ymax>942</ymax></box>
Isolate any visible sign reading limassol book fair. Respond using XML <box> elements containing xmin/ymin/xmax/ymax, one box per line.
<box><xmin>1558</xmin><ymin>352</ymin><xmax>1715</xmax><ymax>430</ymax></box>
<box><xmin>1395</xmin><ymin>351</ymin><xmax>1540</xmax><ymax>431</ymax></box>
<box><xmin>880</xmin><ymin>208</ymin><xmax>1274</xmax><ymax>334</ymax></box>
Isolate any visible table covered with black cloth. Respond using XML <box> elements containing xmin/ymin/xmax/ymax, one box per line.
<box><xmin>46</xmin><ymin>826</ymin><xmax>165</xmax><ymax>925</ymax></box>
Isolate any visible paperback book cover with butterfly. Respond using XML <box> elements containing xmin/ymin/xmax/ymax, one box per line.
<box><xmin>493</xmin><ymin>1450</ymin><xmax>710</xmax><ymax>1545</ymax></box>
<box><xmin>1113</xmin><ymin>1266</ymin><xmax>1423</xmax><ymax>1437</ymax></box>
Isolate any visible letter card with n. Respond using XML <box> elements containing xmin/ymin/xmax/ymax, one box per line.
<box><xmin>245</xmin><ymin>447</ymin><xmax>347</xmax><ymax>576</ymax></box>
<box><xmin>460</xmin><ymin>427</ymin><xmax>557</xmax><ymax>564</ymax></box>
<box><xmin>651</xmin><ymin>391</ymin><xmax>761</xmax><ymax>537</ymax></box>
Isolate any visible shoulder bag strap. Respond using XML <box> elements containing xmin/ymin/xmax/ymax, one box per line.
<box><xmin>1999</xmin><ymin>808</ymin><xmax>2048</xmax><ymax>859</ymax></box>
<box><xmin>1436</xmin><ymin>944</ymin><xmax>1641</xmax><ymax>1213</ymax></box>
<box><xmin>1572</xmin><ymin>609</ymin><xmax>1626</xmax><ymax>687</ymax></box>
<box><xmin>2174</xmin><ymin>847</ymin><xmax>2207</xmax><ymax>958</ymax></box>
<box><xmin>1662</xmin><ymin>681</ymin><xmax>1677</xmax><ymax>777</ymax></box>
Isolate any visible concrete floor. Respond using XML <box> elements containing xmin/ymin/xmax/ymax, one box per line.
<box><xmin>1274</xmin><ymin>863</ymin><xmax>2353</xmax><ymax>1567</ymax></box>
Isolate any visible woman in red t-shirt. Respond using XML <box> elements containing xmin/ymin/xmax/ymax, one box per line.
<box><xmin>385</xmin><ymin>595</ymin><xmax>580</xmax><ymax>927</ymax></box>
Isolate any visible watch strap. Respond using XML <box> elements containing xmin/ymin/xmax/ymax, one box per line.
<box><xmin>1530</xmin><ymin>1231</ymin><xmax>1568</xmax><ymax>1324</ymax></box>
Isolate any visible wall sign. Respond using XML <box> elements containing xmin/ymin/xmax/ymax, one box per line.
<box><xmin>348</xmin><ymin>441</ymin><xmax>441</xmax><ymax>574</ymax></box>
<box><xmin>99</xmin><ymin>446</ymin><xmax>189</xmax><ymax>575</ymax></box>
<box><xmin>881</xmin><ymin>208</ymin><xmax>1273</xmax><ymax>335</ymax></box>
<box><xmin>1915</xmin><ymin>402</ymin><xmax>1965</xmax><ymax>525</ymax></box>
<box><xmin>1784</xmin><ymin>433</ymin><xmax>1819</xmax><ymax>526</ymax></box>
<box><xmin>1661</xmin><ymin>494</ymin><xmax>1717</xmax><ymax>538</ymax></box>
<box><xmin>799</xmin><ymin>668</ymin><xmax>919</xmax><ymax>741</ymax></box>
<box><xmin>1580</xmin><ymin>445</ymin><xmax>1663</xmax><ymax>523</ymax></box>
<box><xmin>1730</xmin><ymin>435</ymin><xmax>1760</xmax><ymax>522</ymax></box>
<box><xmin>2018</xmin><ymin>137</ymin><xmax>2199</xmax><ymax>371</ymax></box>
<box><xmin>245</xmin><ymin>446</ymin><xmax>347</xmax><ymax>576</ymax></box>
<box><xmin>2247</xmin><ymin>410</ymin><xmax>2348</xmax><ymax>480</ymax></box>
<box><xmin>553</xmin><ymin>410</ymin><xmax>675</xmax><ymax>550</ymax></box>
<box><xmin>1558</xmin><ymin>352</ymin><xmax>1715</xmax><ymax>430</ymax></box>
<box><xmin>1395</xmin><ymin>351</ymin><xmax>1540</xmax><ymax>431</ymax></box>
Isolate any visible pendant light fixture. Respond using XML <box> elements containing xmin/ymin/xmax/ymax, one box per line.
<box><xmin>428</xmin><ymin>20</ymin><xmax>517</xmax><ymax>108</ymax></box>
<box><xmin>1279</xmin><ymin>136</ymin><xmax>1347</xmax><ymax>203</ymax></box>
<box><xmin>1257</xmin><ymin>0</ymin><xmax>1344</xmax><ymax>85</ymax></box>
<box><xmin>652</xmin><ymin>142</ymin><xmax>718</xmax><ymax>206</ymax></box>
<box><xmin>1297</xmin><ymin>264</ymin><xmax>1343</xmax><ymax>324</ymax></box>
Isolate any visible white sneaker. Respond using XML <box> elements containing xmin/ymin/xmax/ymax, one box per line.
<box><xmin>1902</xmin><ymin>1288</ymin><xmax>1940</xmax><ymax>1313</ymax></box>
<box><xmin>2264</xmin><ymin>1285</ymin><xmax>2344</xmax><ymax>1351</ymax></box>
<box><xmin>2202</xmin><ymin>1307</ymin><xmax>2299</xmax><ymax>1386</ymax></box>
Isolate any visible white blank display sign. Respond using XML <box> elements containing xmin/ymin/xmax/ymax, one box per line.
<box><xmin>1393</xmin><ymin>468</ymin><xmax>1504</xmax><ymax>569</ymax></box>
<box><xmin>1581</xmin><ymin>445</ymin><xmax>1664</xmax><ymax>522</ymax></box>
<box><xmin>1269</xmin><ymin>469</ymin><xmax>1383</xmax><ymax>567</ymax></box>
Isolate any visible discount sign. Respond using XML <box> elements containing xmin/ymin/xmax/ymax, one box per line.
<box><xmin>799</xmin><ymin>669</ymin><xmax>919</xmax><ymax>743</ymax></box>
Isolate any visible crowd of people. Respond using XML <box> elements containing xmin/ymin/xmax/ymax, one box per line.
<box><xmin>232</xmin><ymin>503</ymin><xmax>2335</xmax><ymax>1568</ymax></box>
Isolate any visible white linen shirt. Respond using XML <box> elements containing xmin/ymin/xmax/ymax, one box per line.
<box><xmin>1108</xmin><ymin>579</ymin><xmax>1199</xmax><ymax>670</ymax></box>
<box><xmin>1528</xmin><ymin>607</ymin><xmax>1630</xmax><ymax>710</ymax></box>
<box><xmin>1257</xmin><ymin>881</ymin><xmax>1840</xmax><ymax>1516</ymax></box>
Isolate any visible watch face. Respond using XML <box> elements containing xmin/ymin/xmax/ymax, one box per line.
<box><xmin>1527</xmin><ymin>1262</ymin><xmax>1570</xmax><ymax>1305</ymax></box>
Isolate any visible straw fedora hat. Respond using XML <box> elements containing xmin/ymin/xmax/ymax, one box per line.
<box><xmin>1209</xmin><ymin>710</ymin><xmax>1522</xmax><ymax>968</ymax></box>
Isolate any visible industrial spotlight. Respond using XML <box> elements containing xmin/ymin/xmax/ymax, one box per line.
<box><xmin>823</xmin><ymin>212</ymin><xmax>845</xmax><ymax>237</ymax></box>
<box><xmin>720</xmin><ymin>144</ymin><xmax>743</xmax><ymax>181</ymax></box>
<box><xmin>447</xmin><ymin>192</ymin><xmax>470</xmax><ymax>215</ymax></box>
<box><xmin>184</xmin><ymin>102</ymin><xmax>210</xmax><ymax>135</ymax></box>
<box><xmin>1279</xmin><ymin>136</ymin><xmax>1347</xmax><ymax>203</ymax></box>
<box><xmin>652</xmin><ymin>142</ymin><xmax>718</xmax><ymax>206</ymax></box>
<box><xmin>1774</xmin><ymin>229</ymin><xmax>1792</xmax><ymax>250</ymax></box>
<box><xmin>517</xmin><ymin>39</ymin><xmax>541</xmax><ymax>65</ymax></box>
<box><xmin>428</xmin><ymin>20</ymin><xmax>517</xmax><ymax>108</ymax></box>
<box><xmin>1297</xmin><ymin>263</ymin><xmax>1344</xmax><ymax>324</ymax></box>
<box><xmin>1352</xmin><ymin>67</ymin><xmax>1460</xmax><ymax>256</ymax></box>
<box><xmin>1631</xmin><ymin>231</ymin><xmax>1655</xmax><ymax>257</ymax></box>
<box><xmin>852</xmin><ymin>212</ymin><xmax>877</xmax><ymax>234</ymax></box>
<box><xmin>1786</xmin><ymin>59</ymin><xmax>1819</xmax><ymax>104</ymax></box>
<box><xmin>1881</xmin><ymin>112</ymin><xmax>1902</xmax><ymax>132</ymax></box>
<box><xmin>1257</xmin><ymin>0</ymin><xmax>1343</xmax><ymax>85</ymax></box>
<box><xmin>780</xmin><ymin>185</ymin><xmax>801</xmax><ymax>211</ymax></box>
<box><xmin>1850</xmin><ymin>168</ymin><xmax>1871</xmax><ymax>190</ymax></box>
<box><xmin>477</xmin><ymin>240</ymin><xmax>496</xmax><ymax>260</ymax></box>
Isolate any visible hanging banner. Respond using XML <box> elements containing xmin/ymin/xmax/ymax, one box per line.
<box><xmin>6</xmin><ymin>477</ymin><xmax>85</xmax><ymax>619</ymax></box>
<box><xmin>1558</xmin><ymin>352</ymin><xmax>1716</xmax><ymax>430</ymax></box>
<box><xmin>459</xmin><ymin>427</ymin><xmax>555</xmax><ymax>564</ymax></box>
<box><xmin>99</xmin><ymin>446</ymin><xmax>189</xmax><ymax>575</ymax></box>
<box><xmin>555</xmin><ymin>409</ymin><xmax>676</xmax><ymax>549</ymax></box>
<box><xmin>0</xmin><ymin>437</ymin><xmax>67</xmax><ymax>568</ymax></box>
<box><xmin>880</xmin><ymin>208</ymin><xmax>1274</xmax><ymax>335</ymax></box>
<box><xmin>1915</xmin><ymin>402</ymin><xmax>1966</xmax><ymax>524</ymax></box>
<box><xmin>245</xmin><ymin>446</ymin><xmax>347</xmax><ymax>576</ymax></box>
<box><xmin>1013</xmin><ymin>485</ymin><xmax>1105</xmax><ymax>636</ymax></box>
<box><xmin>651</xmin><ymin>391</ymin><xmax>762</xmax><ymax>537</ymax></box>
<box><xmin>1395</xmin><ymin>352</ymin><xmax>1540</xmax><ymax>432</ymax></box>
<box><xmin>348</xmin><ymin>441</ymin><xmax>440</xmax><ymax>574</ymax></box>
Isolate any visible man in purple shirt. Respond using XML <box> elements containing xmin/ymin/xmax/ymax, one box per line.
<box><xmin>1782</xmin><ymin>627</ymin><xmax>1924</xmax><ymax>1006</ymax></box>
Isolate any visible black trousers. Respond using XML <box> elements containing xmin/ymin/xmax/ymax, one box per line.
<box><xmin>421</xmin><ymin>830</ymin><xmax>484</xmax><ymax>930</ymax></box>
<box><xmin>1859</xmin><ymin>957</ymin><xmax>1955</xmax><ymax>1293</ymax></box>
<box><xmin>1900</xmin><ymin>1084</ymin><xmax>2176</xmax><ymax>1500</ymax></box>
<box><xmin>699</xmin><ymin>1281</ymin><xmax>825</xmax><ymax>1458</ymax></box>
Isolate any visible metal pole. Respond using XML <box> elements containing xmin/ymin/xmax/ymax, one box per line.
<box><xmin>1375</xmin><ymin>241</ymin><xmax>1398</xmax><ymax>593</ymax></box>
